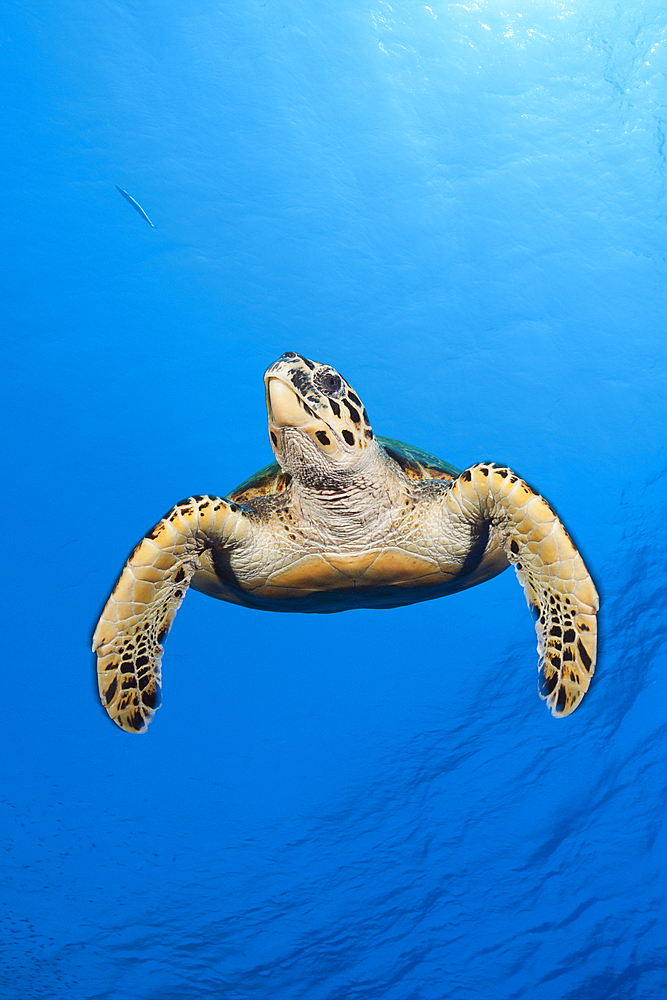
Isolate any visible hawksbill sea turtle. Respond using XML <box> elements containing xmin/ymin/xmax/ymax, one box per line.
<box><xmin>93</xmin><ymin>352</ymin><xmax>599</xmax><ymax>732</ymax></box>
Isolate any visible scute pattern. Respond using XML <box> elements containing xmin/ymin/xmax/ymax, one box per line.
<box><xmin>445</xmin><ymin>463</ymin><xmax>598</xmax><ymax>716</ymax></box>
<box><xmin>381</xmin><ymin>440</ymin><xmax>460</xmax><ymax>484</ymax></box>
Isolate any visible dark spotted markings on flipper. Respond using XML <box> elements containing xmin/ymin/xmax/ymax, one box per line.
<box><xmin>446</xmin><ymin>464</ymin><xmax>599</xmax><ymax>716</ymax></box>
<box><xmin>92</xmin><ymin>495</ymin><xmax>246</xmax><ymax>732</ymax></box>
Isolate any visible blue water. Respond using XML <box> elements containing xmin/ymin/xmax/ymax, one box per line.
<box><xmin>3</xmin><ymin>2</ymin><xmax>667</xmax><ymax>997</ymax></box>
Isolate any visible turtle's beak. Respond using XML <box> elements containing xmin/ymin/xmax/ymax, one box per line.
<box><xmin>266</xmin><ymin>377</ymin><xmax>317</xmax><ymax>428</ymax></box>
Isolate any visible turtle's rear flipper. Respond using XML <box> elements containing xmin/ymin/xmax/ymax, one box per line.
<box><xmin>92</xmin><ymin>496</ymin><xmax>243</xmax><ymax>732</ymax></box>
<box><xmin>447</xmin><ymin>465</ymin><xmax>599</xmax><ymax>717</ymax></box>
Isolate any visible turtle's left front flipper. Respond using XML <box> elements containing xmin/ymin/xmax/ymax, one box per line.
<box><xmin>445</xmin><ymin>464</ymin><xmax>599</xmax><ymax>716</ymax></box>
<box><xmin>93</xmin><ymin>496</ymin><xmax>247</xmax><ymax>733</ymax></box>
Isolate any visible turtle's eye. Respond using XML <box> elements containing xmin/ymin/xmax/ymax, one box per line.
<box><xmin>315</xmin><ymin>368</ymin><xmax>344</xmax><ymax>397</ymax></box>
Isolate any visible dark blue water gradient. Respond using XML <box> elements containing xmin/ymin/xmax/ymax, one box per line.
<box><xmin>2</xmin><ymin>1</ymin><xmax>667</xmax><ymax>997</ymax></box>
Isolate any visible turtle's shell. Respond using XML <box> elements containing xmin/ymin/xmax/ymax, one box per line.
<box><xmin>228</xmin><ymin>436</ymin><xmax>461</xmax><ymax>503</ymax></box>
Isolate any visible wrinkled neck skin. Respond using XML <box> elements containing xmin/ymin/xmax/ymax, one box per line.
<box><xmin>283</xmin><ymin>434</ymin><xmax>403</xmax><ymax>538</ymax></box>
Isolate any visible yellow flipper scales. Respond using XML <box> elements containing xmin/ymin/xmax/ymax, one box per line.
<box><xmin>445</xmin><ymin>464</ymin><xmax>598</xmax><ymax>716</ymax></box>
<box><xmin>92</xmin><ymin>496</ymin><xmax>246</xmax><ymax>732</ymax></box>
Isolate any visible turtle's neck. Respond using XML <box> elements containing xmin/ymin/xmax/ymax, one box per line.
<box><xmin>289</xmin><ymin>442</ymin><xmax>404</xmax><ymax>540</ymax></box>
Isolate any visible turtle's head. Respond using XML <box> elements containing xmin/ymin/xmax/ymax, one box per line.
<box><xmin>264</xmin><ymin>352</ymin><xmax>376</xmax><ymax>484</ymax></box>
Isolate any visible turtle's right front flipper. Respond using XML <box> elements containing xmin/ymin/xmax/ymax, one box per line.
<box><xmin>92</xmin><ymin>496</ymin><xmax>247</xmax><ymax>733</ymax></box>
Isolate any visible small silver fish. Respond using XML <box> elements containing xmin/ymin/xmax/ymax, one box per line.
<box><xmin>115</xmin><ymin>185</ymin><xmax>156</xmax><ymax>228</ymax></box>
